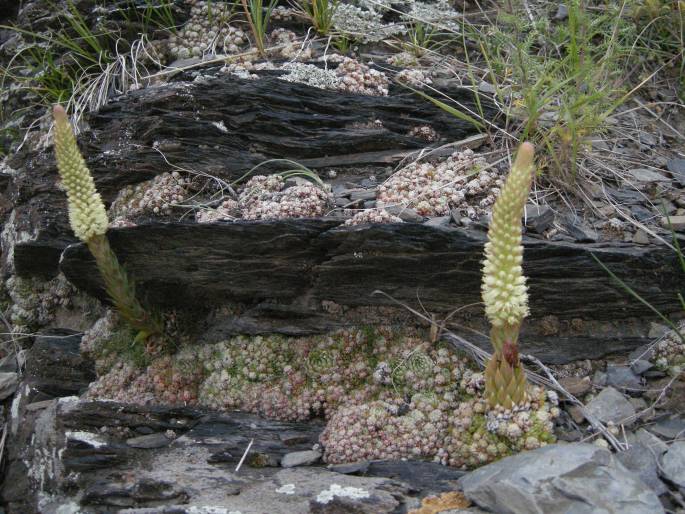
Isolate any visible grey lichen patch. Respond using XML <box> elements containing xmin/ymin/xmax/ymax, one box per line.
<box><xmin>316</xmin><ymin>484</ymin><xmax>370</xmax><ymax>503</ymax></box>
<box><xmin>405</xmin><ymin>0</ymin><xmax>462</xmax><ymax>30</ymax></box>
<box><xmin>279</xmin><ymin>58</ymin><xmax>389</xmax><ymax>96</ymax></box>
<box><xmin>332</xmin><ymin>4</ymin><xmax>407</xmax><ymax>42</ymax></box>
<box><xmin>280</xmin><ymin>63</ymin><xmax>341</xmax><ymax>90</ymax></box>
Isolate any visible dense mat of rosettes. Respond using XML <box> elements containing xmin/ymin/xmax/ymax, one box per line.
<box><xmin>84</xmin><ymin>316</ymin><xmax>558</xmax><ymax>468</ymax></box>
<box><xmin>108</xmin><ymin>149</ymin><xmax>501</xmax><ymax>225</ymax></box>
<box><xmin>377</xmin><ymin>149</ymin><xmax>498</xmax><ymax>218</ymax></box>
<box><xmin>168</xmin><ymin>0</ymin><xmax>248</xmax><ymax>59</ymax></box>
<box><xmin>653</xmin><ymin>319</ymin><xmax>685</xmax><ymax>375</ymax></box>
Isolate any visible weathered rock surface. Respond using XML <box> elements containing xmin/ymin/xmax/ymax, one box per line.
<box><xmin>53</xmin><ymin>220</ymin><xmax>684</xmax><ymax>362</ymax></box>
<box><xmin>8</xmin><ymin>73</ymin><xmax>491</xmax><ymax>279</ymax></box>
<box><xmin>5</xmin><ymin>397</ymin><xmax>467</xmax><ymax>514</ymax></box>
<box><xmin>4</xmin><ymin>67</ymin><xmax>683</xmax><ymax>365</ymax></box>
<box><xmin>24</xmin><ymin>329</ymin><xmax>95</xmax><ymax>401</ymax></box>
<box><xmin>660</xmin><ymin>441</ymin><xmax>685</xmax><ymax>490</ymax></box>
<box><xmin>0</xmin><ymin>371</ymin><xmax>18</xmax><ymax>400</ymax></box>
<box><xmin>56</xmin><ymin>221</ymin><xmax>681</xmax><ymax>319</ymax></box>
<box><xmin>647</xmin><ymin>414</ymin><xmax>685</xmax><ymax>439</ymax></box>
<box><xmin>616</xmin><ymin>443</ymin><xmax>668</xmax><ymax>495</ymax></box>
<box><xmin>584</xmin><ymin>386</ymin><xmax>637</xmax><ymax>425</ymax></box>
<box><xmin>459</xmin><ymin>443</ymin><xmax>664</xmax><ymax>514</ymax></box>
<box><xmin>281</xmin><ymin>450</ymin><xmax>323</xmax><ymax>468</ymax></box>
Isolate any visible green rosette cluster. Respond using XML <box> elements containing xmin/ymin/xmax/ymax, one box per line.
<box><xmin>481</xmin><ymin>143</ymin><xmax>535</xmax><ymax>409</ymax></box>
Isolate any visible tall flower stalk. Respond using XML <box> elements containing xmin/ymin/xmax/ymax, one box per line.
<box><xmin>482</xmin><ymin>142</ymin><xmax>535</xmax><ymax>409</ymax></box>
<box><xmin>53</xmin><ymin>105</ymin><xmax>162</xmax><ymax>341</ymax></box>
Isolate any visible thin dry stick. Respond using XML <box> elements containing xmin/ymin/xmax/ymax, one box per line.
<box><xmin>0</xmin><ymin>423</ymin><xmax>7</xmax><ymax>467</ymax></box>
<box><xmin>235</xmin><ymin>438</ymin><xmax>254</xmax><ymax>473</ymax></box>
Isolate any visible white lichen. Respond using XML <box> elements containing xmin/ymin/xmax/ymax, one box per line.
<box><xmin>316</xmin><ymin>484</ymin><xmax>370</xmax><ymax>504</ymax></box>
<box><xmin>276</xmin><ymin>483</ymin><xmax>296</xmax><ymax>495</ymax></box>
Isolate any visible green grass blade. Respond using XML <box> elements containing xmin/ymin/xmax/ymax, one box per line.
<box><xmin>405</xmin><ymin>85</ymin><xmax>483</xmax><ymax>130</ymax></box>
<box><xmin>591</xmin><ymin>253</ymin><xmax>684</xmax><ymax>343</ymax></box>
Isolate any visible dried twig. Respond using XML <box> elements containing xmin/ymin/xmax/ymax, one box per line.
<box><xmin>235</xmin><ymin>438</ymin><xmax>254</xmax><ymax>473</ymax></box>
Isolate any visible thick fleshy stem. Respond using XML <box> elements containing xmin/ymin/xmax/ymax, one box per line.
<box><xmin>52</xmin><ymin>105</ymin><xmax>162</xmax><ymax>340</ymax></box>
<box><xmin>87</xmin><ymin>235</ymin><xmax>163</xmax><ymax>338</ymax></box>
<box><xmin>482</xmin><ymin>143</ymin><xmax>535</xmax><ymax>408</ymax></box>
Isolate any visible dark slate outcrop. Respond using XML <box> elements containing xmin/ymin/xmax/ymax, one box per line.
<box><xmin>7</xmin><ymin>73</ymin><xmax>491</xmax><ymax>279</ymax></box>
<box><xmin>58</xmin><ymin>220</ymin><xmax>682</xmax><ymax>319</ymax></box>
<box><xmin>25</xmin><ymin>328</ymin><xmax>95</xmax><ymax>401</ymax></box>
<box><xmin>6</xmin><ymin>397</ymin><xmax>465</xmax><ymax>514</ymax></box>
<box><xmin>51</xmin><ymin>219</ymin><xmax>684</xmax><ymax>363</ymax></box>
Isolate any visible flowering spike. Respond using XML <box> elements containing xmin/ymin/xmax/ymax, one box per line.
<box><xmin>53</xmin><ymin>105</ymin><xmax>108</xmax><ymax>242</ymax></box>
<box><xmin>482</xmin><ymin>143</ymin><xmax>535</xmax><ymax>409</ymax></box>
<box><xmin>482</xmin><ymin>142</ymin><xmax>535</xmax><ymax>329</ymax></box>
<box><xmin>52</xmin><ymin>105</ymin><xmax>162</xmax><ymax>339</ymax></box>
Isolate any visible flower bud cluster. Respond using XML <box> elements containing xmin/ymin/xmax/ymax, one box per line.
<box><xmin>343</xmin><ymin>209</ymin><xmax>403</xmax><ymax>226</ymax></box>
<box><xmin>238</xmin><ymin>175</ymin><xmax>333</xmax><ymax>220</ymax></box>
<box><xmin>169</xmin><ymin>1</ymin><xmax>247</xmax><ymax>59</ymax></box>
<box><xmin>481</xmin><ymin>145</ymin><xmax>534</xmax><ymax>327</ymax></box>
<box><xmin>53</xmin><ymin>106</ymin><xmax>109</xmax><ymax>242</ymax></box>
<box><xmin>336</xmin><ymin>57</ymin><xmax>389</xmax><ymax>96</ymax></box>
<box><xmin>109</xmin><ymin>171</ymin><xmax>191</xmax><ymax>224</ymax></box>
<box><xmin>378</xmin><ymin>149</ymin><xmax>497</xmax><ymax>217</ymax></box>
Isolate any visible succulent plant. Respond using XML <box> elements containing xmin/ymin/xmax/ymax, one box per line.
<box><xmin>481</xmin><ymin>142</ymin><xmax>535</xmax><ymax>409</ymax></box>
<box><xmin>52</xmin><ymin>105</ymin><xmax>162</xmax><ymax>340</ymax></box>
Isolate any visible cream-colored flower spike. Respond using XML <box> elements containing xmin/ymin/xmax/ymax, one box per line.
<box><xmin>53</xmin><ymin>105</ymin><xmax>108</xmax><ymax>242</ymax></box>
<box><xmin>481</xmin><ymin>143</ymin><xmax>535</xmax><ymax>328</ymax></box>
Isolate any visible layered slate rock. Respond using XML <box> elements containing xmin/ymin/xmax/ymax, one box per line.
<box><xmin>7</xmin><ymin>73</ymin><xmax>491</xmax><ymax>279</ymax></box>
<box><xmin>55</xmin><ymin>220</ymin><xmax>684</xmax><ymax>362</ymax></box>
<box><xmin>459</xmin><ymin>443</ymin><xmax>664</xmax><ymax>514</ymax></box>
<box><xmin>59</xmin><ymin>221</ymin><xmax>682</xmax><ymax>318</ymax></box>
<box><xmin>7</xmin><ymin>398</ymin><xmax>466</xmax><ymax>514</ymax></box>
<box><xmin>25</xmin><ymin>329</ymin><xmax>95</xmax><ymax>401</ymax></box>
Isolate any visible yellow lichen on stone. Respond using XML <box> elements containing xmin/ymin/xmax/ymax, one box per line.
<box><xmin>408</xmin><ymin>491</ymin><xmax>470</xmax><ymax>514</ymax></box>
